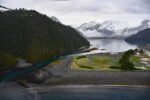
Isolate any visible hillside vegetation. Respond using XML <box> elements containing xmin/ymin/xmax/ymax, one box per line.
<box><xmin>0</xmin><ymin>9</ymin><xmax>90</xmax><ymax>71</ymax></box>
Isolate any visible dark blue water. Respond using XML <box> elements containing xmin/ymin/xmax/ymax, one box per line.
<box><xmin>39</xmin><ymin>86</ymin><xmax>150</xmax><ymax>100</ymax></box>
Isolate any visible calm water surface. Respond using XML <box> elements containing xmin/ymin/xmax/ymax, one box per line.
<box><xmin>88</xmin><ymin>39</ymin><xmax>137</xmax><ymax>53</ymax></box>
<box><xmin>39</xmin><ymin>86</ymin><xmax>150</xmax><ymax>100</ymax></box>
<box><xmin>1</xmin><ymin>84</ymin><xmax>150</xmax><ymax>100</ymax></box>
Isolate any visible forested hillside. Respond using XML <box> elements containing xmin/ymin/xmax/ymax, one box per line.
<box><xmin>0</xmin><ymin>9</ymin><xmax>90</xmax><ymax>71</ymax></box>
<box><xmin>125</xmin><ymin>28</ymin><xmax>150</xmax><ymax>45</ymax></box>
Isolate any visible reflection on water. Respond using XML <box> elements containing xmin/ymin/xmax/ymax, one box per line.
<box><xmin>89</xmin><ymin>39</ymin><xmax>137</xmax><ymax>53</ymax></box>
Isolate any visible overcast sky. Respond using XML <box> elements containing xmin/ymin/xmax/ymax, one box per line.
<box><xmin>1</xmin><ymin>0</ymin><xmax>150</xmax><ymax>26</ymax></box>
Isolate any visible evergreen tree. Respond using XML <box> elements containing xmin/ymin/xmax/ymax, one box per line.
<box><xmin>0</xmin><ymin>9</ymin><xmax>90</xmax><ymax>71</ymax></box>
<box><xmin>119</xmin><ymin>50</ymin><xmax>134</xmax><ymax>70</ymax></box>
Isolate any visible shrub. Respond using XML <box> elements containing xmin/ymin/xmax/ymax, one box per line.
<box><xmin>0</xmin><ymin>52</ymin><xmax>18</xmax><ymax>71</ymax></box>
<box><xmin>76</xmin><ymin>55</ymin><xmax>87</xmax><ymax>60</ymax></box>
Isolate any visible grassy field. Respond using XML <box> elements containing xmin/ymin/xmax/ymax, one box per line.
<box><xmin>71</xmin><ymin>53</ymin><xmax>150</xmax><ymax>71</ymax></box>
<box><xmin>71</xmin><ymin>54</ymin><xmax>121</xmax><ymax>71</ymax></box>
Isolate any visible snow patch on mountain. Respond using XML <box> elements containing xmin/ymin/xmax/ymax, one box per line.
<box><xmin>50</xmin><ymin>16</ymin><xmax>61</xmax><ymax>23</ymax></box>
<box><xmin>77</xmin><ymin>21</ymin><xmax>102</xmax><ymax>38</ymax></box>
<box><xmin>78</xmin><ymin>21</ymin><xmax>101</xmax><ymax>31</ymax></box>
<box><xmin>100</xmin><ymin>20</ymin><xmax>128</xmax><ymax>31</ymax></box>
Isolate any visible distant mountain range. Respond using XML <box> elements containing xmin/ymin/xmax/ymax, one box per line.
<box><xmin>77</xmin><ymin>20</ymin><xmax>150</xmax><ymax>38</ymax></box>
<box><xmin>49</xmin><ymin>17</ymin><xmax>150</xmax><ymax>46</ymax></box>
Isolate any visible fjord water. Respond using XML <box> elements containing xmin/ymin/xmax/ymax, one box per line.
<box><xmin>1</xmin><ymin>84</ymin><xmax>150</xmax><ymax>100</ymax></box>
<box><xmin>39</xmin><ymin>86</ymin><xmax>150</xmax><ymax>100</ymax></box>
<box><xmin>89</xmin><ymin>39</ymin><xmax>137</xmax><ymax>53</ymax></box>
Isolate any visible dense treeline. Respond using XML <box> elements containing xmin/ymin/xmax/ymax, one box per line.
<box><xmin>0</xmin><ymin>9</ymin><xmax>90</xmax><ymax>71</ymax></box>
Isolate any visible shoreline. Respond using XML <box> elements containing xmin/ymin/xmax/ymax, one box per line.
<box><xmin>29</xmin><ymin>84</ymin><xmax>150</xmax><ymax>89</ymax></box>
<box><xmin>25</xmin><ymin>71</ymin><xmax>150</xmax><ymax>88</ymax></box>
<box><xmin>24</xmin><ymin>52</ymin><xmax>150</xmax><ymax>87</ymax></box>
<box><xmin>27</xmin><ymin>84</ymin><xmax>150</xmax><ymax>93</ymax></box>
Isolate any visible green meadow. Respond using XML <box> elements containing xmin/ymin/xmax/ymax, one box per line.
<box><xmin>71</xmin><ymin>53</ymin><xmax>150</xmax><ymax>71</ymax></box>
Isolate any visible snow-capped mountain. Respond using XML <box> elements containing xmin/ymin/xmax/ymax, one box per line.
<box><xmin>77</xmin><ymin>20</ymin><xmax>129</xmax><ymax>38</ymax></box>
<box><xmin>78</xmin><ymin>21</ymin><xmax>101</xmax><ymax>30</ymax></box>
<box><xmin>98</xmin><ymin>20</ymin><xmax>128</xmax><ymax>37</ymax></box>
<box><xmin>77</xmin><ymin>21</ymin><xmax>103</xmax><ymax>38</ymax></box>
<box><xmin>77</xmin><ymin>20</ymin><xmax>150</xmax><ymax>38</ymax></box>
<box><xmin>100</xmin><ymin>20</ymin><xmax>128</xmax><ymax>31</ymax></box>
<box><xmin>50</xmin><ymin>16</ymin><xmax>61</xmax><ymax>23</ymax></box>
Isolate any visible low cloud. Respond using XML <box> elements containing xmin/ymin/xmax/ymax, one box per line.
<box><xmin>1</xmin><ymin>0</ymin><xmax>150</xmax><ymax>26</ymax></box>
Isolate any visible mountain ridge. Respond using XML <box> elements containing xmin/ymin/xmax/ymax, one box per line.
<box><xmin>125</xmin><ymin>28</ymin><xmax>150</xmax><ymax>45</ymax></box>
<box><xmin>77</xmin><ymin>20</ymin><xmax>150</xmax><ymax>38</ymax></box>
